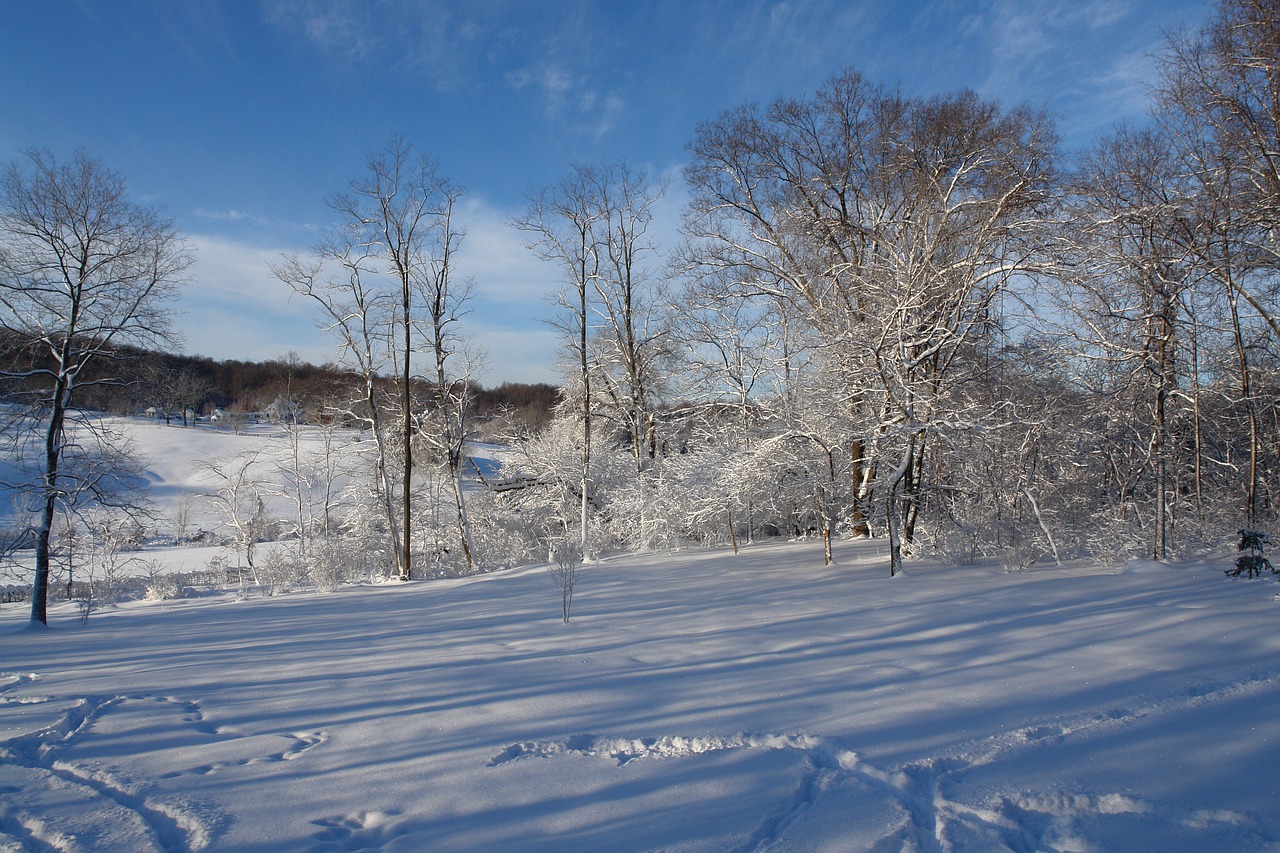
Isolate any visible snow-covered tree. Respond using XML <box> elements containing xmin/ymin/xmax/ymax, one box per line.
<box><xmin>199</xmin><ymin>450</ymin><xmax>272</xmax><ymax>585</ymax></box>
<box><xmin>683</xmin><ymin>71</ymin><xmax>1057</xmax><ymax>573</ymax></box>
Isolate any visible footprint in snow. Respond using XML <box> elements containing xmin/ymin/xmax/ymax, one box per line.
<box><xmin>0</xmin><ymin>674</ymin><xmax>329</xmax><ymax>852</ymax></box>
<box><xmin>308</xmin><ymin>809</ymin><xmax>403</xmax><ymax>852</ymax></box>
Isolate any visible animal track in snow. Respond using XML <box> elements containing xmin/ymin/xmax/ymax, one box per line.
<box><xmin>0</xmin><ymin>671</ymin><xmax>39</xmax><ymax>695</ymax></box>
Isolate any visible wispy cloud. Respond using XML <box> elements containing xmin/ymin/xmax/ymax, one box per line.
<box><xmin>264</xmin><ymin>0</ymin><xmax>627</xmax><ymax>140</ymax></box>
<box><xmin>194</xmin><ymin>208</ymin><xmax>267</xmax><ymax>225</ymax></box>
<box><xmin>261</xmin><ymin>0</ymin><xmax>508</xmax><ymax>89</ymax></box>
<box><xmin>505</xmin><ymin>59</ymin><xmax>626</xmax><ymax>140</ymax></box>
<box><xmin>261</xmin><ymin>0</ymin><xmax>381</xmax><ymax>61</ymax></box>
<box><xmin>979</xmin><ymin>0</ymin><xmax>1133</xmax><ymax>84</ymax></box>
<box><xmin>687</xmin><ymin>0</ymin><xmax>876</xmax><ymax>100</ymax></box>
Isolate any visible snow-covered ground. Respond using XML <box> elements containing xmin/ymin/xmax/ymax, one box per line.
<box><xmin>2</xmin><ymin>417</ymin><xmax>1280</xmax><ymax>851</ymax></box>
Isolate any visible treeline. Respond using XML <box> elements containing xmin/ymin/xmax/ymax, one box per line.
<box><xmin>0</xmin><ymin>333</ymin><xmax>560</xmax><ymax>437</ymax></box>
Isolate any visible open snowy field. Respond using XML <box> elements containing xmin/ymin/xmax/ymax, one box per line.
<box><xmin>3</xmin><ymin>536</ymin><xmax>1279</xmax><ymax>851</ymax></box>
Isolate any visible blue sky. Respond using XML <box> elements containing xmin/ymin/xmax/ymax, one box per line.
<box><xmin>2</xmin><ymin>0</ymin><xmax>1212</xmax><ymax>385</ymax></box>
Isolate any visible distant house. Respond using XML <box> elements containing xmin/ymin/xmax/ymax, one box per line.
<box><xmin>263</xmin><ymin>397</ymin><xmax>303</xmax><ymax>425</ymax></box>
<box><xmin>209</xmin><ymin>408</ymin><xmax>225</xmax><ymax>423</ymax></box>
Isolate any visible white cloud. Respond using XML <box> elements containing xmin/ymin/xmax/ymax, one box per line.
<box><xmin>455</xmin><ymin>195</ymin><xmax>561</xmax><ymax>308</ymax></box>
<box><xmin>177</xmin><ymin>233</ymin><xmax>331</xmax><ymax>363</ymax></box>
<box><xmin>463</xmin><ymin>325</ymin><xmax>561</xmax><ymax>385</ymax></box>
<box><xmin>179</xmin><ymin>225</ymin><xmax>561</xmax><ymax>383</ymax></box>
<box><xmin>263</xmin><ymin>0</ymin><xmax>381</xmax><ymax>61</ymax></box>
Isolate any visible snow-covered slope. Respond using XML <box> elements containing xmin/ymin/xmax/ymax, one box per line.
<box><xmin>3</xmin><ymin>538</ymin><xmax>1279</xmax><ymax>851</ymax></box>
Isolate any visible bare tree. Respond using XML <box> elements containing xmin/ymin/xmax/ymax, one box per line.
<box><xmin>513</xmin><ymin>166</ymin><xmax>607</xmax><ymax>558</ymax></box>
<box><xmin>585</xmin><ymin>163</ymin><xmax>670</xmax><ymax>473</ymax></box>
<box><xmin>548</xmin><ymin>539</ymin><xmax>582</xmax><ymax>624</ymax></box>
<box><xmin>1160</xmin><ymin>0</ymin><xmax>1280</xmax><ymax>294</ymax></box>
<box><xmin>1157</xmin><ymin>0</ymin><xmax>1280</xmax><ymax>529</ymax></box>
<box><xmin>1058</xmin><ymin>126</ymin><xmax>1196</xmax><ymax>559</ymax></box>
<box><xmin>145</xmin><ymin>364</ymin><xmax>214</xmax><ymax>426</ymax></box>
<box><xmin>670</xmin><ymin>275</ymin><xmax>780</xmax><ymax>546</ymax></box>
<box><xmin>275</xmin><ymin>137</ymin><xmax>460</xmax><ymax>581</ymax></box>
<box><xmin>0</xmin><ymin>148</ymin><xmax>191</xmax><ymax>624</ymax></box>
<box><xmin>416</xmin><ymin>193</ymin><xmax>479</xmax><ymax>572</ymax></box>
<box><xmin>199</xmin><ymin>450</ymin><xmax>270</xmax><ymax>585</ymax></box>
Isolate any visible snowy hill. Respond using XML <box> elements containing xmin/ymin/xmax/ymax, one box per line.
<box><xmin>3</xmin><ymin>534</ymin><xmax>1280</xmax><ymax>851</ymax></box>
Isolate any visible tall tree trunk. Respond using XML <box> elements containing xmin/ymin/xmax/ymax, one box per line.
<box><xmin>903</xmin><ymin>436</ymin><xmax>926</xmax><ymax>546</ymax></box>
<box><xmin>579</xmin><ymin>247</ymin><xmax>592</xmax><ymax>558</ymax></box>
<box><xmin>1227</xmin><ymin>290</ymin><xmax>1259</xmax><ymax>527</ymax></box>
<box><xmin>401</xmin><ymin>291</ymin><xmax>413</xmax><ymax>581</ymax></box>
<box><xmin>30</xmin><ymin>371</ymin><xmax>71</xmax><ymax>625</ymax></box>
<box><xmin>447</xmin><ymin>457</ymin><xmax>474</xmax><ymax>569</ymax></box>
<box><xmin>366</xmin><ymin>377</ymin><xmax>403</xmax><ymax>576</ymax></box>
<box><xmin>886</xmin><ymin>436</ymin><xmax>916</xmax><ymax>577</ymax></box>
<box><xmin>850</xmin><ymin>437</ymin><xmax>870</xmax><ymax>537</ymax></box>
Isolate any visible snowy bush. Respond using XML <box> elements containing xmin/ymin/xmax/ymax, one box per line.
<box><xmin>143</xmin><ymin>561</ymin><xmax>182</xmax><ymax>601</ymax></box>
<box><xmin>207</xmin><ymin>553</ymin><xmax>238</xmax><ymax>585</ymax></box>
<box><xmin>304</xmin><ymin>536</ymin><xmax>347</xmax><ymax>593</ymax></box>
<box><xmin>466</xmin><ymin>493</ymin><xmax>542</xmax><ymax>571</ymax></box>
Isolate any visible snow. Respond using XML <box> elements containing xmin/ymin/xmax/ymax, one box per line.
<box><xmin>2</xmin><ymin>421</ymin><xmax>1280</xmax><ymax>851</ymax></box>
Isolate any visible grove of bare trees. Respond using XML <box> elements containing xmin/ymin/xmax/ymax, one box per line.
<box><xmin>4</xmin><ymin>0</ymin><xmax>1279</xmax><ymax>611</ymax></box>
<box><xmin>502</xmin><ymin>0</ymin><xmax>1280</xmax><ymax>575</ymax></box>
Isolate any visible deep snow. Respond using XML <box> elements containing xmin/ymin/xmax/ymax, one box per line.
<box><xmin>1</xmin><ymin>419</ymin><xmax>1279</xmax><ymax>851</ymax></box>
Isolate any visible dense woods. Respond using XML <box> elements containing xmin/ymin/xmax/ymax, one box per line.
<box><xmin>510</xmin><ymin>0</ymin><xmax>1280</xmax><ymax>574</ymax></box>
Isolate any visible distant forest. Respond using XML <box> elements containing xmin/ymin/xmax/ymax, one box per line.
<box><xmin>0</xmin><ymin>332</ymin><xmax>559</xmax><ymax>438</ymax></box>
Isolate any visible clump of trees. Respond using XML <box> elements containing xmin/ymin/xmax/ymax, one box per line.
<box><xmin>504</xmin><ymin>0</ymin><xmax>1280</xmax><ymax>574</ymax></box>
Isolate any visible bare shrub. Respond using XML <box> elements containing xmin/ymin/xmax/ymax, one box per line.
<box><xmin>548</xmin><ymin>540</ymin><xmax>582</xmax><ymax>624</ymax></box>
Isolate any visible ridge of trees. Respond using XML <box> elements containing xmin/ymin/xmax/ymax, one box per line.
<box><xmin>0</xmin><ymin>329</ymin><xmax>560</xmax><ymax>436</ymax></box>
